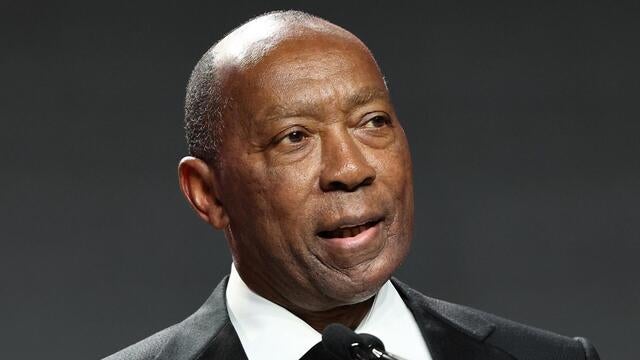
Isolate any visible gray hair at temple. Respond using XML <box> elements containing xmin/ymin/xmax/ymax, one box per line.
<box><xmin>182</xmin><ymin>10</ymin><xmax>376</xmax><ymax>165</ymax></box>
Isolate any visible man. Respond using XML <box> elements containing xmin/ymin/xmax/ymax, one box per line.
<box><xmin>106</xmin><ymin>10</ymin><xmax>599</xmax><ymax>360</ymax></box>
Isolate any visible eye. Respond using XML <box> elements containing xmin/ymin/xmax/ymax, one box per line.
<box><xmin>284</xmin><ymin>130</ymin><xmax>306</xmax><ymax>143</ymax></box>
<box><xmin>275</xmin><ymin>128</ymin><xmax>310</xmax><ymax>146</ymax></box>
<box><xmin>364</xmin><ymin>114</ymin><xmax>391</xmax><ymax>128</ymax></box>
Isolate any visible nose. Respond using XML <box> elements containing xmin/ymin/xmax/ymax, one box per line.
<box><xmin>319</xmin><ymin>129</ymin><xmax>376</xmax><ymax>192</ymax></box>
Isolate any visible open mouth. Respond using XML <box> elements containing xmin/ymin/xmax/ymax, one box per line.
<box><xmin>317</xmin><ymin>220</ymin><xmax>380</xmax><ymax>239</ymax></box>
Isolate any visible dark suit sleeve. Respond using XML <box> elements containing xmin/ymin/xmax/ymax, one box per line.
<box><xmin>574</xmin><ymin>337</ymin><xmax>601</xmax><ymax>360</ymax></box>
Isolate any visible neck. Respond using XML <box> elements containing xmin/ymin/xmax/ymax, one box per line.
<box><xmin>291</xmin><ymin>297</ymin><xmax>375</xmax><ymax>332</ymax></box>
<box><xmin>233</xmin><ymin>262</ymin><xmax>377</xmax><ymax>332</ymax></box>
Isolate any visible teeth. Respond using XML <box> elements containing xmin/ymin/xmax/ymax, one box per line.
<box><xmin>318</xmin><ymin>221</ymin><xmax>378</xmax><ymax>239</ymax></box>
<box><xmin>336</xmin><ymin>224</ymin><xmax>367</xmax><ymax>238</ymax></box>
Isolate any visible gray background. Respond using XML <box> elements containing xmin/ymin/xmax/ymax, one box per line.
<box><xmin>2</xmin><ymin>1</ymin><xmax>638</xmax><ymax>359</ymax></box>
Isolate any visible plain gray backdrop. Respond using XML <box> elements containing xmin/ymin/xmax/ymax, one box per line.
<box><xmin>2</xmin><ymin>1</ymin><xmax>638</xmax><ymax>359</ymax></box>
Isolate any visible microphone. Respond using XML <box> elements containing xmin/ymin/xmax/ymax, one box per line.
<box><xmin>321</xmin><ymin>323</ymin><xmax>407</xmax><ymax>360</ymax></box>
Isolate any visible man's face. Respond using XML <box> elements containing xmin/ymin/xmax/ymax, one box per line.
<box><xmin>216</xmin><ymin>33</ymin><xmax>413</xmax><ymax>311</ymax></box>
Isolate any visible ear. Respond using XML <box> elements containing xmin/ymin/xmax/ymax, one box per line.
<box><xmin>178</xmin><ymin>156</ymin><xmax>229</xmax><ymax>229</ymax></box>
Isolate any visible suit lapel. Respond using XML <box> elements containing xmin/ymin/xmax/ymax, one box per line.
<box><xmin>198</xmin><ymin>322</ymin><xmax>248</xmax><ymax>360</ymax></box>
<box><xmin>154</xmin><ymin>276</ymin><xmax>248</xmax><ymax>360</ymax></box>
<box><xmin>392</xmin><ymin>279</ymin><xmax>516</xmax><ymax>360</ymax></box>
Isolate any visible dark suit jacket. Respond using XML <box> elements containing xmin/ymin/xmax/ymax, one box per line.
<box><xmin>104</xmin><ymin>276</ymin><xmax>599</xmax><ymax>360</ymax></box>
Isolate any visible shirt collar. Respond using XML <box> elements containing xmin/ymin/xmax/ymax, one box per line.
<box><xmin>225</xmin><ymin>264</ymin><xmax>413</xmax><ymax>360</ymax></box>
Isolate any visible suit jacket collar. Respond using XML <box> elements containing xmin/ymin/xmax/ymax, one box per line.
<box><xmin>155</xmin><ymin>276</ymin><xmax>514</xmax><ymax>360</ymax></box>
<box><xmin>392</xmin><ymin>278</ymin><xmax>515</xmax><ymax>360</ymax></box>
<box><xmin>391</xmin><ymin>278</ymin><xmax>495</xmax><ymax>341</ymax></box>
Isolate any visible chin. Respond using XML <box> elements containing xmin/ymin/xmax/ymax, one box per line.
<box><xmin>315</xmin><ymin>256</ymin><xmax>399</xmax><ymax>307</ymax></box>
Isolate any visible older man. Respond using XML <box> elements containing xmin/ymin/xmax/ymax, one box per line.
<box><xmin>105</xmin><ymin>10</ymin><xmax>599</xmax><ymax>360</ymax></box>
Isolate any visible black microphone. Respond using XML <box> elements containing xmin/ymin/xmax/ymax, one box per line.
<box><xmin>321</xmin><ymin>323</ymin><xmax>406</xmax><ymax>360</ymax></box>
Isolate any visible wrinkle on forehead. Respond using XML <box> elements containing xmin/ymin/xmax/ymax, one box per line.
<box><xmin>262</xmin><ymin>86</ymin><xmax>390</xmax><ymax>121</ymax></box>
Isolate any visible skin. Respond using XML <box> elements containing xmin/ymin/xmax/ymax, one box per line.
<box><xmin>179</xmin><ymin>21</ymin><xmax>414</xmax><ymax>332</ymax></box>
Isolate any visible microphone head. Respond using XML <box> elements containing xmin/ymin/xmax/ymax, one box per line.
<box><xmin>359</xmin><ymin>332</ymin><xmax>385</xmax><ymax>352</ymax></box>
<box><xmin>321</xmin><ymin>323</ymin><xmax>361</xmax><ymax>359</ymax></box>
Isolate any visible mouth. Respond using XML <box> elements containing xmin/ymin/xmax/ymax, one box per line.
<box><xmin>317</xmin><ymin>219</ymin><xmax>382</xmax><ymax>239</ymax></box>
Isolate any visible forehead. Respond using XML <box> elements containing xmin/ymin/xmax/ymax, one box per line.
<box><xmin>226</xmin><ymin>34</ymin><xmax>388</xmax><ymax>116</ymax></box>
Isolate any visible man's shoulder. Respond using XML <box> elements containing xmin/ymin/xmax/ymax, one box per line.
<box><xmin>103</xmin><ymin>325</ymin><xmax>178</xmax><ymax>360</ymax></box>
<box><xmin>446</xmin><ymin>298</ymin><xmax>596</xmax><ymax>359</ymax></box>
<box><xmin>393</xmin><ymin>278</ymin><xmax>599</xmax><ymax>360</ymax></box>
<box><xmin>103</xmin><ymin>276</ymin><xmax>231</xmax><ymax>360</ymax></box>
<box><xmin>464</xmin><ymin>302</ymin><xmax>596</xmax><ymax>358</ymax></box>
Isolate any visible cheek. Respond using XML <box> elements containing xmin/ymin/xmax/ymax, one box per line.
<box><xmin>372</xmin><ymin>139</ymin><xmax>412</xmax><ymax>191</ymax></box>
<box><xmin>264</xmin><ymin>162</ymin><xmax>319</xmax><ymax>217</ymax></box>
<box><xmin>225</xmin><ymin>153</ymin><xmax>320</xmax><ymax>229</ymax></box>
<box><xmin>391</xmin><ymin>141</ymin><xmax>414</xmax><ymax>224</ymax></box>
<box><xmin>371</xmin><ymin>138</ymin><xmax>414</xmax><ymax>231</ymax></box>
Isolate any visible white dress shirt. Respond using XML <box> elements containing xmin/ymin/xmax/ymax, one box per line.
<box><xmin>226</xmin><ymin>264</ymin><xmax>432</xmax><ymax>360</ymax></box>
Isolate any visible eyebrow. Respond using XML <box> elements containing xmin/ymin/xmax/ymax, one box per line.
<box><xmin>263</xmin><ymin>86</ymin><xmax>390</xmax><ymax>120</ymax></box>
<box><xmin>345</xmin><ymin>87</ymin><xmax>389</xmax><ymax>109</ymax></box>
